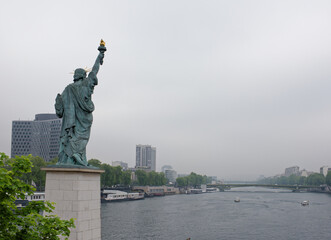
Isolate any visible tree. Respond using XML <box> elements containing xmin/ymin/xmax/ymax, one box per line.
<box><xmin>187</xmin><ymin>172</ymin><xmax>204</xmax><ymax>187</ymax></box>
<box><xmin>100</xmin><ymin>163</ymin><xmax>113</xmax><ymax>187</ymax></box>
<box><xmin>298</xmin><ymin>176</ymin><xmax>307</xmax><ymax>185</ymax></box>
<box><xmin>0</xmin><ymin>153</ymin><xmax>75</xmax><ymax>239</ymax></box>
<box><xmin>136</xmin><ymin>170</ymin><xmax>148</xmax><ymax>185</ymax></box>
<box><xmin>112</xmin><ymin>166</ymin><xmax>123</xmax><ymax>185</ymax></box>
<box><xmin>88</xmin><ymin>159</ymin><xmax>102</xmax><ymax>168</ymax></box>
<box><xmin>176</xmin><ymin>172</ymin><xmax>206</xmax><ymax>188</ymax></box>
<box><xmin>326</xmin><ymin>171</ymin><xmax>331</xmax><ymax>186</ymax></box>
<box><xmin>307</xmin><ymin>173</ymin><xmax>325</xmax><ymax>186</ymax></box>
<box><xmin>158</xmin><ymin>172</ymin><xmax>167</xmax><ymax>186</ymax></box>
<box><xmin>19</xmin><ymin>156</ymin><xmax>59</xmax><ymax>192</ymax></box>
<box><xmin>203</xmin><ymin>175</ymin><xmax>212</xmax><ymax>184</ymax></box>
<box><xmin>20</xmin><ymin>156</ymin><xmax>47</xmax><ymax>191</ymax></box>
<box><xmin>176</xmin><ymin>177</ymin><xmax>187</xmax><ymax>187</ymax></box>
<box><xmin>134</xmin><ymin>171</ymin><xmax>167</xmax><ymax>186</ymax></box>
<box><xmin>288</xmin><ymin>174</ymin><xmax>300</xmax><ymax>185</ymax></box>
<box><xmin>48</xmin><ymin>157</ymin><xmax>59</xmax><ymax>165</ymax></box>
<box><xmin>147</xmin><ymin>171</ymin><xmax>157</xmax><ymax>185</ymax></box>
<box><xmin>88</xmin><ymin>160</ymin><xmax>132</xmax><ymax>187</ymax></box>
<box><xmin>278</xmin><ymin>176</ymin><xmax>289</xmax><ymax>185</ymax></box>
<box><xmin>121</xmin><ymin>171</ymin><xmax>132</xmax><ymax>186</ymax></box>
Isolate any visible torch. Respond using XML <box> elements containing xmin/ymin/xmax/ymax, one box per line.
<box><xmin>98</xmin><ymin>39</ymin><xmax>107</xmax><ymax>65</ymax></box>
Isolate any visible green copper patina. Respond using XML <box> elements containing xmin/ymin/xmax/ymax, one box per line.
<box><xmin>55</xmin><ymin>40</ymin><xmax>107</xmax><ymax>166</ymax></box>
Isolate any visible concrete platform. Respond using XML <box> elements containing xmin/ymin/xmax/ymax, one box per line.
<box><xmin>42</xmin><ymin>167</ymin><xmax>104</xmax><ymax>240</ymax></box>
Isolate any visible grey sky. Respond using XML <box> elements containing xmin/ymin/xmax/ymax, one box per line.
<box><xmin>1</xmin><ymin>0</ymin><xmax>331</xmax><ymax>180</ymax></box>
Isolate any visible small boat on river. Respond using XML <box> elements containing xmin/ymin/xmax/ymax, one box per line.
<box><xmin>234</xmin><ymin>197</ymin><xmax>240</xmax><ymax>203</ymax></box>
<box><xmin>301</xmin><ymin>200</ymin><xmax>309</xmax><ymax>206</ymax></box>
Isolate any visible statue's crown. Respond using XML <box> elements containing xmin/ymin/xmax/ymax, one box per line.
<box><xmin>69</xmin><ymin>67</ymin><xmax>91</xmax><ymax>74</ymax></box>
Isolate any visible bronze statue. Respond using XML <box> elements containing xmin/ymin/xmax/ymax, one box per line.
<box><xmin>55</xmin><ymin>40</ymin><xmax>107</xmax><ymax>166</ymax></box>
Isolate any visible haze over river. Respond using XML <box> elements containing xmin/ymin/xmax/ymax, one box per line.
<box><xmin>101</xmin><ymin>187</ymin><xmax>331</xmax><ymax>240</ymax></box>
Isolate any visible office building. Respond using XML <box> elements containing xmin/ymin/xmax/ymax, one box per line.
<box><xmin>284</xmin><ymin>166</ymin><xmax>300</xmax><ymax>177</ymax></box>
<box><xmin>136</xmin><ymin>144</ymin><xmax>156</xmax><ymax>171</ymax></box>
<box><xmin>11</xmin><ymin>113</ymin><xmax>61</xmax><ymax>162</ymax></box>
<box><xmin>320</xmin><ymin>166</ymin><xmax>330</xmax><ymax>177</ymax></box>
<box><xmin>112</xmin><ymin>161</ymin><xmax>128</xmax><ymax>170</ymax></box>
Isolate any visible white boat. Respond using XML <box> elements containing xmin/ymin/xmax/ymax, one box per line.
<box><xmin>127</xmin><ymin>192</ymin><xmax>144</xmax><ymax>200</ymax></box>
<box><xmin>206</xmin><ymin>188</ymin><xmax>219</xmax><ymax>193</ymax></box>
<box><xmin>190</xmin><ymin>189</ymin><xmax>203</xmax><ymax>194</ymax></box>
<box><xmin>103</xmin><ymin>190</ymin><xmax>128</xmax><ymax>202</ymax></box>
<box><xmin>15</xmin><ymin>192</ymin><xmax>45</xmax><ymax>208</ymax></box>
<box><xmin>101</xmin><ymin>190</ymin><xmax>145</xmax><ymax>202</ymax></box>
<box><xmin>234</xmin><ymin>197</ymin><xmax>240</xmax><ymax>202</ymax></box>
<box><xmin>301</xmin><ymin>200</ymin><xmax>309</xmax><ymax>206</ymax></box>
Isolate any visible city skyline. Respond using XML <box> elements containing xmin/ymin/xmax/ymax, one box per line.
<box><xmin>1</xmin><ymin>1</ymin><xmax>331</xmax><ymax>180</ymax></box>
<box><xmin>8</xmin><ymin>112</ymin><xmax>330</xmax><ymax>180</ymax></box>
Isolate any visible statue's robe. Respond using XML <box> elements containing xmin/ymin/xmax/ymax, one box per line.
<box><xmin>55</xmin><ymin>72</ymin><xmax>98</xmax><ymax>166</ymax></box>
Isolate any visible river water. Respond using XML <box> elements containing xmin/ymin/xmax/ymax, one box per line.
<box><xmin>101</xmin><ymin>187</ymin><xmax>331</xmax><ymax>240</ymax></box>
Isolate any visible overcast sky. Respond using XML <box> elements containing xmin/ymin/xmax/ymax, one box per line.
<box><xmin>1</xmin><ymin>0</ymin><xmax>331</xmax><ymax>180</ymax></box>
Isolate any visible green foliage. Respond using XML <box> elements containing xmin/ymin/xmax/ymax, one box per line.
<box><xmin>48</xmin><ymin>157</ymin><xmax>59</xmax><ymax>165</ymax></box>
<box><xmin>203</xmin><ymin>175</ymin><xmax>213</xmax><ymax>184</ymax></box>
<box><xmin>113</xmin><ymin>166</ymin><xmax>123</xmax><ymax>185</ymax></box>
<box><xmin>88</xmin><ymin>160</ymin><xmax>132</xmax><ymax>187</ymax></box>
<box><xmin>176</xmin><ymin>172</ymin><xmax>207</xmax><ymax>188</ymax></box>
<box><xmin>0</xmin><ymin>153</ymin><xmax>75</xmax><ymax>240</ymax></box>
<box><xmin>17</xmin><ymin>156</ymin><xmax>60</xmax><ymax>191</ymax></box>
<box><xmin>121</xmin><ymin>171</ymin><xmax>132</xmax><ymax>186</ymax></box>
<box><xmin>134</xmin><ymin>170</ymin><xmax>167</xmax><ymax>186</ymax></box>
<box><xmin>258</xmin><ymin>175</ymin><xmax>304</xmax><ymax>185</ymax></box>
<box><xmin>136</xmin><ymin>170</ymin><xmax>148</xmax><ymax>185</ymax></box>
<box><xmin>20</xmin><ymin>156</ymin><xmax>47</xmax><ymax>191</ymax></box>
<box><xmin>99</xmin><ymin>163</ymin><xmax>113</xmax><ymax>187</ymax></box>
<box><xmin>88</xmin><ymin>159</ymin><xmax>168</xmax><ymax>187</ymax></box>
<box><xmin>258</xmin><ymin>173</ymin><xmax>327</xmax><ymax>186</ymax></box>
<box><xmin>326</xmin><ymin>171</ymin><xmax>331</xmax><ymax>186</ymax></box>
<box><xmin>88</xmin><ymin>159</ymin><xmax>102</xmax><ymax>168</ymax></box>
<box><xmin>176</xmin><ymin>177</ymin><xmax>188</xmax><ymax>187</ymax></box>
<box><xmin>288</xmin><ymin>174</ymin><xmax>300</xmax><ymax>185</ymax></box>
<box><xmin>307</xmin><ymin>173</ymin><xmax>325</xmax><ymax>186</ymax></box>
<box><xmin>279</xmin><ymin>176</ymin><xmax>288</xmax><ymax>185</ymax></box>
<box><xmin>158</xmin><ymin>172</ymin><xmax>168</xmax><ymax>185</ymax></box>
<box><xmin>298</xmin><ymin>176</ymin><xmax>307</xmax><ymax>185</ymax></box>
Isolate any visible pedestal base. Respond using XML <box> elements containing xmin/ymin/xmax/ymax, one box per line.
<box><xmin>42</xmin><ymin>167</ymin><xmax>104</xmax><ymax>240</ymax></box>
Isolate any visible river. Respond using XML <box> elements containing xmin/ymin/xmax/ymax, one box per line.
<box><xmin>101</xmin><ymin>187</ymin><xmax>331</xmax><ymax>240</ymax></box>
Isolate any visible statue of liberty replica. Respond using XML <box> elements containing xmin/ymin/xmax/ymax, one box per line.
<box><xmin>55</xmin><ymin>40</ymin><xmax>106</xmax><ymax>166</ymax></box>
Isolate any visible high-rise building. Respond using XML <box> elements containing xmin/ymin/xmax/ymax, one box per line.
<box><xmin>284</xmin><ymin>166</ymin><xmax>299</xmax><ymax>177</ymax></box>
<box><xmin>136</xmin><ymin>144</ymin><xmax>156</xmax><ymax>171</ymax></box>
<box><xmin>11</xmin><ymin>113</ymin><xmax>62</xmax><ymax>162</ymax></box>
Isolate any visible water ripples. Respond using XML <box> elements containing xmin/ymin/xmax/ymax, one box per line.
<box><xmin>101</xmin><ymin>188</ymin><xmax>331</xmax><ymax>240</ymax></box>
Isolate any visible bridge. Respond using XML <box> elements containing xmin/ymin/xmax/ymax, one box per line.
<box><xmin>207</xmin><ymin>183</ymin><xmax>319</xmax><ymax>191</ymax></box>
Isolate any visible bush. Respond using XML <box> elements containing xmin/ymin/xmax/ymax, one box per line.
<box><xmin>0</xmin><ymin>153</ymin><xmax>75</xmax><ymax>240</ymax></box>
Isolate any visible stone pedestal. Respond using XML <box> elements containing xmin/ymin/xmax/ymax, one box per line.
<box><xmin>42</xmin><ymin>167</ymin><xmax>104</xmax><ymax>240</ymax></box>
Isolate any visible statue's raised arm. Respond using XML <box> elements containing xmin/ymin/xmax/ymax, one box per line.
<box><xmin>91</xmin><ymin>39</ymin><xmax>107</xmax><ymax>75</ymax></box>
